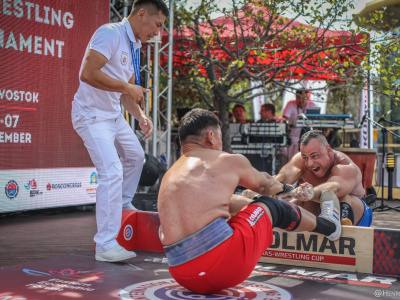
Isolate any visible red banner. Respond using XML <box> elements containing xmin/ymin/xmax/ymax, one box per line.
<box><xmin>0</xmin><ymin>0</ymin><xmax>109</xmax><ymax>169</ymax></box>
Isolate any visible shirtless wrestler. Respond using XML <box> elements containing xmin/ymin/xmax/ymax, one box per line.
<box><xmin>275</xmin><ymin>130</ymin><xmax>373</xmax><ymax>227</ymax></box>
<box><xmin>157</xmin><ymin>108</ymin><xmax>342</xmax><ymax>294</ymax></box>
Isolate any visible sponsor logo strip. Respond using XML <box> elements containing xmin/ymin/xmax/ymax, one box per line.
<box><xmin>263</xmin><ymin>250</ymin><xmax>356</xmax><ymax>266</ymax></box>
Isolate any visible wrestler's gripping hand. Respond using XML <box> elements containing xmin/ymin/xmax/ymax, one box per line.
<box><xmin>292</xmin><ymin>182</ymin><xmax>314</xmax><ymax>201</ymax></box>
<box><xmin>276</xmin><ymin>181</ymin><xmax>295</xmax><ymax>198</ymax></box>
<box><xmin>240</xmin><ymin>189</ymin><xmax>260</xmax><ymax>200</ymax></box>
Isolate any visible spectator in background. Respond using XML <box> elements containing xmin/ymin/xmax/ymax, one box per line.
<box><xmin>257</xmin><ymin>103</ymin><xmax>285</xmax><ymax>124</ymax></box>
<box><xmin>283</xmin><ymin>87</ymin><xmax>317</xmax><ymax>159</ymax></box>
<box><xmin>257</xmin><ymin>103</ymin><xmax>288</xmax><ymax>169</ymax></box>
<box><xmin>228</xmin><ymin>111</ymin><xmax>234</xmax><ymax>123</ymax></box>
<box><xmin>233</xmin><ymin>104</ymin><xmax>251</xmax><ymax>123</ymax></box>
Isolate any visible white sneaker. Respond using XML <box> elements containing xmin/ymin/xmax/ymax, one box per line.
<box><xmin>122</xmin><ymin>203</ymin><xmax>140</xmax><ymax>211</ymax></box>
<box><xmin>319</xmin><ymin>190</ymin><xmax>341</xmax><ymax>241</ymax></box>
<box><xmin>95</xmin><ymin>245</ymin><xmax>136</xmax><ymax>262</ymax></box>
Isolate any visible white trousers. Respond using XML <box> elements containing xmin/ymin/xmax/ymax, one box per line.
<box><xmin>72</xmin><ymin>111</ymin><xmax>144</xmax><ymax>252</ymax></box>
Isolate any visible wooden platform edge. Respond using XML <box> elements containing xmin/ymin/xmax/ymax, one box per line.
<box><xmin>120</xmin><ymin>211</ymin><xmax>400</xmax><ymax>277</ymax></box>
<box><xmin>259</xmin><ymin>226</ymin><xmax>374</xmax><ymax>274</ymax></box>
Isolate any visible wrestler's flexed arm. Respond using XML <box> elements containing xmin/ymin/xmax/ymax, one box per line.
<box><xmin>293</xmin><ymin>164</ymin><xmax>362</xmax><ymax>201</ymax></box>
<box><xmin>239</xmin><ymin>153</ymin><xmax>301</xmax><ymax>199</ymax></box>
<box><xmin>232</xmin><ymin>154</ymin><xmax>288</xmax><ymax>196</ymax></box>
<box><xmin>274</xmin><ymin>152</ymin><xmax>305</xmax><ymax>184</ymax></box>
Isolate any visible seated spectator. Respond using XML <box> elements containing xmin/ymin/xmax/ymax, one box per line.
<box><xmin>228</xmin><ymin>111</ymin><xmax>234</xmax><ymax>123</ymax></box>
<box><xmin>283</xmin><ymin>87</ymin><xmax>316</xmax><ymax>159</ymax></box>
<box><xmin>258</xmin><ymin>103</ymin><xmax>286</xmax><ymax>124</ymax></box>
<box><xmin>257</xmin><ymin>103</ymin><xmax>288</xmax><ymax>169</ymax></box>
<box><xmin>233</xmin><ymin>104</ymin><xmax>252</xmax><ymax>123</ymax></box>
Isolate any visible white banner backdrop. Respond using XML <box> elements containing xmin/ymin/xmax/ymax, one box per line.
<box><xmin>360</xmin><ymin>85</ymin><xmax>374</xmax><ymax>149</ymax></box>
<box><xmin>252</xmin><ymin>81</ymin><xmax>265</xmax><ymax>122</ymax></box>
<box><xmin>1</xmin><ymin>168</ymin><xmax>98</xmax><ymax>213</ymax></box>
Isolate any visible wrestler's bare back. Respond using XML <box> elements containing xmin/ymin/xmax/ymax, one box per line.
<box><xmin>158</xmin><ymin>149</ymin><xmax>241</xmax><ymax>246</ymax></box>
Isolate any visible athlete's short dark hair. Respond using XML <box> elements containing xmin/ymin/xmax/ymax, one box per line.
<box><xmin>300</xmin><ymin>130</ymin><xmax>328</xmax><ymax>146</ymax></box>
<box><xmin>178</xmin><ymin>108</ymin><xmax>221</xmax><ymax>143</ymax></box>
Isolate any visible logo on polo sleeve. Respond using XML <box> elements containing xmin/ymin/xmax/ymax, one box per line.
<box><xmin>121</xmin><ymin>52</ymin><xmax>128</xmax><ymax>66</ymax></box>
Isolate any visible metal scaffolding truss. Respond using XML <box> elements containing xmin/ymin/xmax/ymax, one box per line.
<box><xmin>110</xmin><ymin>0</ymin><xmax>174</xmax><ymax>167</ymax></box>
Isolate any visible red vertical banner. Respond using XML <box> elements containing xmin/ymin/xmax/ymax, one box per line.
<box><xmin>0</xmin><ymin>1</ymin><xmax>109</xmax><ymax>213</ymax></box>
<box><xmin>0</xmin><ymin>0</ymin><xmax>109</xmax><ymax>169</ymax></box>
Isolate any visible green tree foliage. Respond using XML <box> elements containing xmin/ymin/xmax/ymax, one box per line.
<box><xmin>353</xmin><ymin>5</ymin><xmax>400</xmax><ymax>139</ymax></box>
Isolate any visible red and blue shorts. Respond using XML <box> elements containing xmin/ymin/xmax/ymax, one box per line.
<box><xmin>356</xmin><ymin>198</ymin><xmax>373</xmax><ymax>227</ymax></box>
<box><xmin>164</xmin><ymin>204</ymin><xmax>273</xmax><ymax>294</ymax></box>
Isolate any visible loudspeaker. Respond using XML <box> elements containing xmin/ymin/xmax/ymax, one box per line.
<box><xmin>375</xmin><ymin>153</ymin><xmax>400</xmax><ymax>188</ymax></box>
<box><xmin>139</xmin><ymin>154</ymin><xmax>160</xmax><ymax>187</ymax></box>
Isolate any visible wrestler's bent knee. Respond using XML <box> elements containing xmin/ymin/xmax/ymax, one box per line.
<box><xmin>252</xmin><ymin>196</ymin><xmax>301</xmax><ymax>231</ymax></box>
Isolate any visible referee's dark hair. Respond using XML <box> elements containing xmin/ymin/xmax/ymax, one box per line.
<box><xmin>131</xmin><ymin>0</ymin><xmax>169</xmax><ymax>17</ymax></box>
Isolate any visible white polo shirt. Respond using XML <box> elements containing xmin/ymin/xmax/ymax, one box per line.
<box><xmin>73</xmin><ymin>18</ymin><xmax>141</xmax><ymax>119</ymax></box>
<box><xmin>283</xmin><ymin>100</ymin><xmax>317</xmax><ymax>143</ymax></box>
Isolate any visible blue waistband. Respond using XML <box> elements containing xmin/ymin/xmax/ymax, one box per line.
<box><xmin>357</xmin><ymin>197</ymin><xmax>373</xmax><ymax>227</ymax></box>
<box><xmin>163</xmin><ymin>217</ymin><xmax>233</xmax><ymax>267</ymax></box>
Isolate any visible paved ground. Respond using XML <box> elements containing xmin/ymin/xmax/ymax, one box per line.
<box><xmin>0</xmin><ymin>199</ymin><xmax>400</xmax><ymax>268</ymax></box>
<box><xmin>1</xmin><ymin>249</ymin><xmax>398</xmax><ymax>300</ymax></box>
<box><xmin>369</xmin><ymin>199</ymin><xmax>400</xmax><ymax>230</ymax></box>
<box><xmin>0</xmin><ymin>199</ymin><xmax>399</xmax><ymax>300</ymax></box>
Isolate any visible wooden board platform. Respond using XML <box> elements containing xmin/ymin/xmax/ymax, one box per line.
<box><xmin>260</xmin><ymin>226</ymin><xmax>374</xmax><ymax>273</ymax></box>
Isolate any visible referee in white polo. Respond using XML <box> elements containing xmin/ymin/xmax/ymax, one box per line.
<box><xmin>72</xmin><ymin>0</ymin><xmax>168</xmax><ymax>262</ymax></box>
